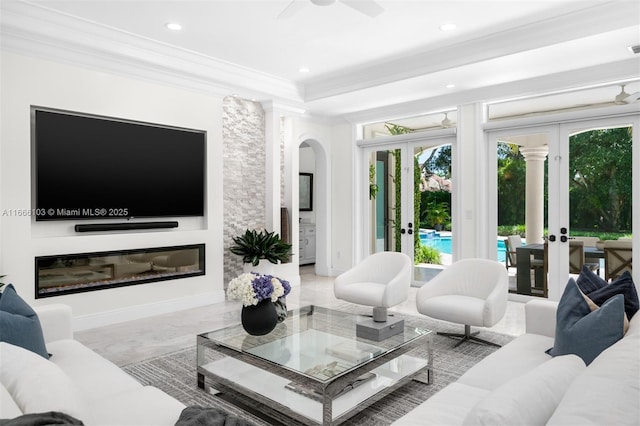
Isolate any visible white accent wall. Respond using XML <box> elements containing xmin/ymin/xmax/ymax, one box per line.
<box><xmin>0</xmin><ymin>52</ymin><xmax>224</xmax><ymax>329</ymax></box>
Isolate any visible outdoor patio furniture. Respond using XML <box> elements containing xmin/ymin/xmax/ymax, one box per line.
<box><xmin>603</xmin><ymin>239</ymin><xmax>633</xmax><ymax>281</ymax></box>
<box><xmin>569</xmin><ymin>240</ymin><xmax>600</xmax><ymax>275</ymax></box>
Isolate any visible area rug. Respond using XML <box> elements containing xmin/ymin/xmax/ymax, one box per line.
<box><xmin>123</xmin><ymin>313</ymin><xmax>513</xmax><ymax>425</ymax></box>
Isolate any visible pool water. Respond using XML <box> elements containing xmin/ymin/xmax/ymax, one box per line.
<box><xmin>420</xmin><ymin>232</ymin><xmax>507</xmax><ymax>262</ymax></box>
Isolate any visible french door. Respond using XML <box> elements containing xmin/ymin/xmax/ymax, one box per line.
<box><xmin>488</xmin><ymin>113</ymin><xmax>638</xmax><ymax>300</ymax></box>
<box><xmin>357</xmin><ymin>130</ymin><xmax>455</xmax><ymax>285</ymax></box>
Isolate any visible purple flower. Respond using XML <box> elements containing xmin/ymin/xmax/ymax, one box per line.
<box><xmin>280</xmin><ymin>278</ymin><xmax>291</xmax><ymax>297</ymax></box>
<box><xmin>251</xmin><ymin>273</ymin><xmax>275</xmax><ymax>302</ymax></box>
<box><xmin>264</xmin><ymin>274</ymin><xmax>291</xmax><ymax>297</ymax></box>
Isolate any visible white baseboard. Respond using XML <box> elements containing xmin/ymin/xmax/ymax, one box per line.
<box><xmin>328</xmin><ymin>268</ymin><xmax>346</xmax><ymax>277</ymax></box>
<box><xmin>72</xmin><ymin>291</ymin><xmax>224</xmax><ymax>331</ymax></box>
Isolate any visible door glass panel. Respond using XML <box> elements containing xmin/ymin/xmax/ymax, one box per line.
<box><xmin>497</xmin><ymin>133</ymin><xmax>549</xmax><ymax>297</ymax></box>
<box><xmin>416</xmin><ymin>144</ymin><xmax>452</xmax><ymax>274</ymax></box>
<box><xmin>374</xmin><ymin>154</ymin><xmax>387</xmax><ymax>252</ymax></box>
<box><xmin>568</xmin><ymin>126</ymin><xmax>633</xmax><ymax>281</ymax></box>
<box><xmin>369</xmin><ymin>149</ymin><xmax>402</xmax><ymax>254</ymax></box>
<box><xmin>367</xmin><ymin>141</ymin><xmax>453</xmax><ymax>285</ymax></box>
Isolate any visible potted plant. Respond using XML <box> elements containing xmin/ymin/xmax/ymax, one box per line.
<box><xmin>230</xmin><ymin>229</ymin><xmax>292</xmax><ymax>268</ymax></box>
<box><xmin>426</xmin><ymin>201</ymin><xmax>450</xmax><ymax>231</ymax></box>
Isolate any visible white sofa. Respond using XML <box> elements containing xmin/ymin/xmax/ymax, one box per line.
<box><xmin>0</xmin><ymin>303</ymin><xmax>185</xmax><ymax>425</ymax></box>
<box><xmin>393</xmin><ymin>299</ymin><xmax>640</xmax><ymax>425</ymax></box>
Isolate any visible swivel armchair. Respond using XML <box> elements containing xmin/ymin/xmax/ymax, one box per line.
<box><xmin>416</xmin><ymin>258</ymin><xmax>508</xmax><ymax>347</ymax></box>
<box><xmin>334</xmin><ymin>251</ymin><xmax>412</xmax><ymax>322</ymax></box>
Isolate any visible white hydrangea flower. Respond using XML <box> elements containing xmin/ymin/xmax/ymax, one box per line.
<box><xmin>227</xmin><ymin>273</ymin><xmax>258</xmax><ymax>306</ymax></box>
<box><xmin>227</xmin><ymin>273</ymin><xmax>290</xmax><ymax>307</ymax></box>
<box><xmin>271</xmin><ymin>277</ymin><xmax>285</xmax><ymax>302</ymax></box>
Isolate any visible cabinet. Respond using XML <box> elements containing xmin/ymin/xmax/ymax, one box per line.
<box><xmin>299</xmin><ymin>224</ymin><xmax>316</xmax><ymax>265</ymax></box>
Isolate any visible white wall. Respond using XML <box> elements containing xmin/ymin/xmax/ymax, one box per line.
<box><xmin>329</xmin><ymin>123</ymin><xmax>354</xmax><ymax>274</ymax></box>
<box><xmin>0</xmin><ymin>52</ymin><xmax>224</xmax><ymax>328</ymax></box>
<box><xmin>453</xmin><ymin>103</ymin><xmax>485</xmax><ymax>260</ymax></box>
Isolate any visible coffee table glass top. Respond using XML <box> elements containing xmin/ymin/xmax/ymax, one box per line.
<box><xmin>199</xmin><ymin>305</ymin><xmax>431</xmax><ymax>382</ymax></box>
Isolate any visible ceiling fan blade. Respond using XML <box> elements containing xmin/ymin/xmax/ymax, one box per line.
<box><xmin>614</xmin><ymin>85</ymin><xmax>630</xmax><ymax>105</ymax></box>
<box><xmin>341</xmin><ymin>0</ymin><xmax>384</xmax><ymax>17</ymax></box>
<box><xmin>278</xmin><ymin>0</ymin><xmax>307</xmax><ymax>19</ymax></box>
<box><xmin>622</xmin><ymin>91</ymin><xmax>640</xmax><ymax>104</ymax></box>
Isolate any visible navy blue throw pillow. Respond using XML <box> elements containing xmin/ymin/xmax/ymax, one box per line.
<box><xmin>0</xmin><ymin>284</ymin><xmax>50</xmax><ymax>358</ymax></box>
<box><xmin>576</xmin><ymin>264</ymin><xmax>607</xmax><ymax>294</ymax></box>
<box><xmin>586</xmin><ymin>271</ymin><xmax>639</xmax><ymax>320</ymax></box>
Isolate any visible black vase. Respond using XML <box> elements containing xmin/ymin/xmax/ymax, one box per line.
<box><xmin>241</xmin><ymin>299</ymin><xmax>278</xmax><ymax>336</ymax></box>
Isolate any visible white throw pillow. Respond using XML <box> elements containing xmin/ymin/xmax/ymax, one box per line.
<box><xmin>462</xmin><ymin>354</ymin><xmax>586</xmax><ymax>426</ymax></box>
<box><xmin>0</xmin><ymin>342</ymin><xmax>86</xmax><ymax>421</ymax></box>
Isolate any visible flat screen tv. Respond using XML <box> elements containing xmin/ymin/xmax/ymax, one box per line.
<box><xmin>32</xmin><ymin>107</ymin><xmax>206</xmax><ymax>221</ymax></box>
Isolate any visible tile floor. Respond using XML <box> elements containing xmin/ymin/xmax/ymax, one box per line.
<box><xmin>75</xmin><ymin>265</ymin><xmax>526</xmax><ymax>367</ymax></box>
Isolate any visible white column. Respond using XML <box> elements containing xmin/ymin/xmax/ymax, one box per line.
<box><xmin>262</xmin><ymin>102</ymin><xmax>282</xmax><ymax>234</ymax></box>
<box><xmin>520</xmin><ymin>146</ymin><xmax>549</xmax><ymax>244</ymax></box>
<box><xmin>455</xmin><ymin>103</ymin><xmax>485</xmax><ymax>259</ymax></box>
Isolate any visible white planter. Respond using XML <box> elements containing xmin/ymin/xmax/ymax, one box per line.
<box><xmin>243</xmin><ymin>259</ymin><xmax>276</xmax><ymax>276</ymax></box>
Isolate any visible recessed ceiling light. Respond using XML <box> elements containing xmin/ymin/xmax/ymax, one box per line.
<box><xmin>299</xmin><ymin>66</ymin><xmax>310</xmax><ymax>73</ymax></box>
<box><xmin>165</xmin><ymin>22</ymin><xmax>182</xmax><ymax>31</ymax></box>
<box><xmin>445</xmin><ymin>83</ymin><xmax>456</xmax><ymax>89</ymax></box>
<box><xmin>439</xmin><ymin>23</ymin><xmax>457</xmax><ymax>32</ymax></box>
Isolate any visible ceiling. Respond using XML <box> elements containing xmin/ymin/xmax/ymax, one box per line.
<box><xmin>2</xmin><ymin>0</ymin><xmax>639</xmax><ymax>122</ymax></box>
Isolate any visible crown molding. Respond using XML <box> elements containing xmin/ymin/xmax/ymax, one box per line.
<box><xmin>303</xmin><ymin>1</ymin><xmax>640</xmax><ymax>102</ymax></box>
<box><xmin>0</xmin><ymin>1</ymin><xmax>302</xmax><ymax>102</ymax></box>
<box><xmin>261</xmin><ymin>100</ymin><xmax>308</xmax><ymax>117</ymax></box>
<box><xmin>343</xmin><ymin>58</ymin><xmax>640</xmax><ymax>125</ymax></box>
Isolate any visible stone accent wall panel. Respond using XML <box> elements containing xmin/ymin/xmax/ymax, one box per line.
<box><xmin>222</xmin><ymin>97</ymin><xmax>265</xmax><ymax>287</ymax></box>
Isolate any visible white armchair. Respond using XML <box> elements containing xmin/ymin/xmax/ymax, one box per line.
<box><xmin>416</xmin><ymin>258</ymin><xmax>508</xmax><ymax>347</ymax></box>
<box><xmin>334</xmin><ymin>251</ymin><xmax>412</xmax><ymax>322</ymax></box>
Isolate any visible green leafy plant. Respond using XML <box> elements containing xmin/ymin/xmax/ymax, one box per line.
<box><xmin>415</xmin><ymin>245</ymin><xmax>442</xmax><ymax>265</ymax></box>
<box><xmin>385</xmin><ymin>123</ymin><xmax>412</xmax><ymax>252</ymax></box>
<box><xmin>369</xmin><ymin>163</ymin><xmax>379</xmax><ymax>199</ymax></box>
<box><xmin>230</xmin><ymin>229</ymin><xmax>292</xmax><ymax>266</ymax></box>
<box><xmin>425</xmin><ymin>201</ymin><xmax>450</xmax><ymax>230</ymax></box>
<box><xmin>497</xmin><ymin>224</ymin><xmax>526</xmax><ymax>237</ymax></box>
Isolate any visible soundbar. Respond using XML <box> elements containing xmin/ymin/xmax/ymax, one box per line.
<box><xmin>75</xmin><ymin>221</ymin><xmax>179</xmax><ymax>233</ymax></box>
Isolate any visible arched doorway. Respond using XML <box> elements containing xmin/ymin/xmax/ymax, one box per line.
<box><xmin>298</xmin><ymin>137</ymin><xmax>330</xmax><ymax>277</ymax></box>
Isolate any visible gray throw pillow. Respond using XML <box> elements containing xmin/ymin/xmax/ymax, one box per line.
<box><xmin>0</xmin><ymin>284</ymin><xmax>50</xmax><ymax>359</ymax></box>
<box><xmin>546</xmin><ymin>278</ymin><xmax>624</xmax><ymax>365</ymax></box>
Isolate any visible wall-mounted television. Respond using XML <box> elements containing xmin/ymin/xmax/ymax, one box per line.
<box><xmin>32</xmin><ymin>107</ymin><xmax>206</xmax><ymax>221</ymax></box>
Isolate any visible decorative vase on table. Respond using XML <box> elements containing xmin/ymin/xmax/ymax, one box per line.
<box><xmin>241</xmin><ymin>299</ymin><xmax>278</xmax><ymax>336</ymax></box>
<box><xmin>227</xmin><ymin>270</ymin><xmax>292</xmax><ymax>337</ymax></box>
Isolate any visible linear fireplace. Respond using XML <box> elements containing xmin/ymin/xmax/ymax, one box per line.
<box><xmin>35</xmin><ymin>244</ymin><xmax>205</xmax><ymax>298</ymax></box>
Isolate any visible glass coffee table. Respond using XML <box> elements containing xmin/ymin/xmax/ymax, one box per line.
<box><xmin>197</xmin><ymin>305</ymin><xmax>433</xmax><ymax>425</ymax></box>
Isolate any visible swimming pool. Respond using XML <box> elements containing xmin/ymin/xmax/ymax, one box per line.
<box><xmin>420</xmin><ymin>232</ymin><xmax>507</xmax><ymax>262</ymax></box>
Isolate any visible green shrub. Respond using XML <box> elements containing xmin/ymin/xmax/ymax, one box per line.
<box><xmin>498</xmin><ymin>225</ymin><xmax>630</xmax><ymax>241</ymax></box>
<box><xmin>415</xmin><ymin>244</ymin><xmax>442</xmax><ymax>265</ymax></box>
<box><xmin>569</xmin><ymin>230</ymin><xmax>632</xmax><ymax>241</ymax></box>
<box><xmin>497</xmin><ymin>225</ymin><xmax>526</xmax><ymax>237</ymax></box>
